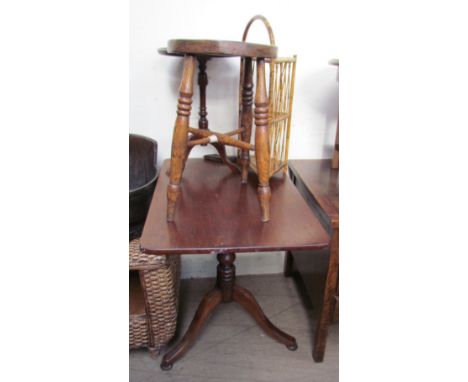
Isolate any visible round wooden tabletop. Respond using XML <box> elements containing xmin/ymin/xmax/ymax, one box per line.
<box><xmin>162</xmin><ymin>39</ymin><xmax>277</xmax><ymax>58</ymax></box>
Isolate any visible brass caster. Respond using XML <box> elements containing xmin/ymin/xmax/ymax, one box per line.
<box><xmin>160</xmin><ymin>361</ymin><xmax>173</xmax><ymax>371</ymax></box>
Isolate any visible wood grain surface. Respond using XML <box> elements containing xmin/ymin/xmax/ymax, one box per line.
<box><xmin>141</xmin><ymin>159</ymin><xmax>329</xmax><ymax>254</ymax></box>
<box><xmin>166</xmin><ymin>39</ymin><xmax>277</xmax><ymax>58</ymax></box>
<box><xmin>289</xmin><ymin>160</ymin><xmax>339</xmax><ymax>229</ymax></box>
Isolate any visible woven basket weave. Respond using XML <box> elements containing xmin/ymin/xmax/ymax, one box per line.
<box><xmin>238</xmin><ymin>15</ymin><xmax>297</xmax><ymax>177</ymax></box>
<box><xmin>129</xmin><ymin>238</ymin><xmax>181</xmax><ymax>357</ymax></box>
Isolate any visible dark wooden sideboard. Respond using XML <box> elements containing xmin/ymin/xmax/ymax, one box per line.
<box><xmin>285</xmin><ymin>159</ymin><xmax>339</xmax><ymax>362</ymax></box>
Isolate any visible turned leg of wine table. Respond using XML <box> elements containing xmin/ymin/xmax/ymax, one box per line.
<box><xmin>196</xmin><ymin>56</ymin><xmax>239</xmax><ymax>173</ymax></box>
<box><xmin>239</xmin><ymin>57</ymin><xmax>253</xmax><ymax>184</ymax></box>
<box><xmin>197</xmin><ymin>57</ymin><xmax>209</xmax><ymax>131</ymax></box>
<box><xmin>160</xmin><ymin>253</ymin><xmax>297</xmax><ymax>371</ymax></box>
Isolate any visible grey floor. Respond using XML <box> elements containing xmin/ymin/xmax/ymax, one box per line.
<box><xmin>130</xmin><ymin>274</ymin><xmax>338</xmax><ymax>382</ymax></box>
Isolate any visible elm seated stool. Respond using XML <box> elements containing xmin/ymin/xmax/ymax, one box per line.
<box><xmin>140</xmin><ymin>159</ymin><xmax>329</xmax><ymax>370</ymax></box>
<box><xmin>160</xmin><ymin>27</ymin><xmax>278</xmax><ymax>222</ymax></box>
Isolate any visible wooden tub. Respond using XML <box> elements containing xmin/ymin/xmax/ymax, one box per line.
<box><xmin>129</xmin><ymin>134</ymin><xmax>158</xmax><ymax>239</ymax></box>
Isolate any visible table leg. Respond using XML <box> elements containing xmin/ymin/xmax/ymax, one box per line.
<box><xmin>283</xmin><ymin>251</ymin><xmax>295</xmax><ymax>277</ymax></box>
<box><xmin>239</xmin><ymin>57</ymin><xmax>253</xmax><ymax>184</ymax></box>
<box><xmin>331</xmin><ymin>120</ymin><xmax>339</xmax><ymax>169</ymax></box>
<box><xmin>313</xmin><ymin>229</ymin><xmax>339</xmax><ymax>362</ymax></box>
<box><xmin>254</xmin><ymin>58</ymin><xmax>271</xmax><ymax>222</ymax></box>
<box><xmin>197</xmin><ymin>57</ymin><xmax>209</xmax><ymax>131</ymax></box>
<box><xmin>197</xmin><ymin>56</ymin><xmax>239</xmax><ymax>173</ymax></box>
<box><xmin>161</xmin><ymin>252</ymin><xmax>296</xmax><ymax>370</ymax></box>
<box><xmin>167</xmin><ymin>55</ymin><xmax>196</xmax><ymax>222</ymax></box>
<box><xmin>160</xmin><ymin>289</ymin><xmax>222</xmax><ymax>370</ymax></box>
<box><xmin>233</xmin><ymin>285</ymin><xmax>297</xmax><ymax>349</ymax></box>
<box><xmin>330</xmin><ymin>277</ymin><xmax>339</xmax><ymax>323</ymax></box>
<box><xmin>212</xmin><ymin>143</ymin><xmax>240</xmax><ymax>173</ymax></box>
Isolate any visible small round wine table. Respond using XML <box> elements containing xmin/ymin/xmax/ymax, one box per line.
<box><xmin>159</xmin><ymin>39</ymin><xmax>278</xmax><ymax>223</ymax></box>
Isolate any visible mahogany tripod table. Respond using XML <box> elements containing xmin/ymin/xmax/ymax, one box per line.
<box><xmin>140</xmin><ymin>159</ymin><xmax>329</xmax><ymax>370</ymax></box>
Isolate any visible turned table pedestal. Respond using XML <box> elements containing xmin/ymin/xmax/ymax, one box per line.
<box><xmin>140</xmin><ymin>159</ymin><xmax>329</xmax><ymax>370</ymax></box>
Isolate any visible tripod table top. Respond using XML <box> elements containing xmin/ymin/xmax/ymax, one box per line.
<box><xmin>140</xmin><ymin>159</ymin><xmax>329</xmax><ymax>255</ymax></box>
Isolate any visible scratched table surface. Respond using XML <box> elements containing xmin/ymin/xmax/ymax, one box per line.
<box><xmin>141</xmin><ymin>159</ymin><xmax>329</xmax><ymax>255</ymax></box>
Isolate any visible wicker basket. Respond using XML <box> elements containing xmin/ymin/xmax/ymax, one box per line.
<box><xmin>239</xmin><ymin>15</ymin><xmax>297</xmax><ymax>177</ymax></box>
<box><xmin>129</xmin><ymin>238</ymin><xmax>181</xmax><ymax>358</ymax></box>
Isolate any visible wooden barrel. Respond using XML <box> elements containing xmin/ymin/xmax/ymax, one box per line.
<box><xmin>129</xmin><ymin>134</ymin><xmax>158</xmax><ymax>239</ymax></box>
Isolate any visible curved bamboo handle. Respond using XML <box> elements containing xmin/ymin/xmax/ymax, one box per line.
<box><xmin>242</xmin><ymin>15</ymin><xmax>275</xmax><ymax>46</ymax></box>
